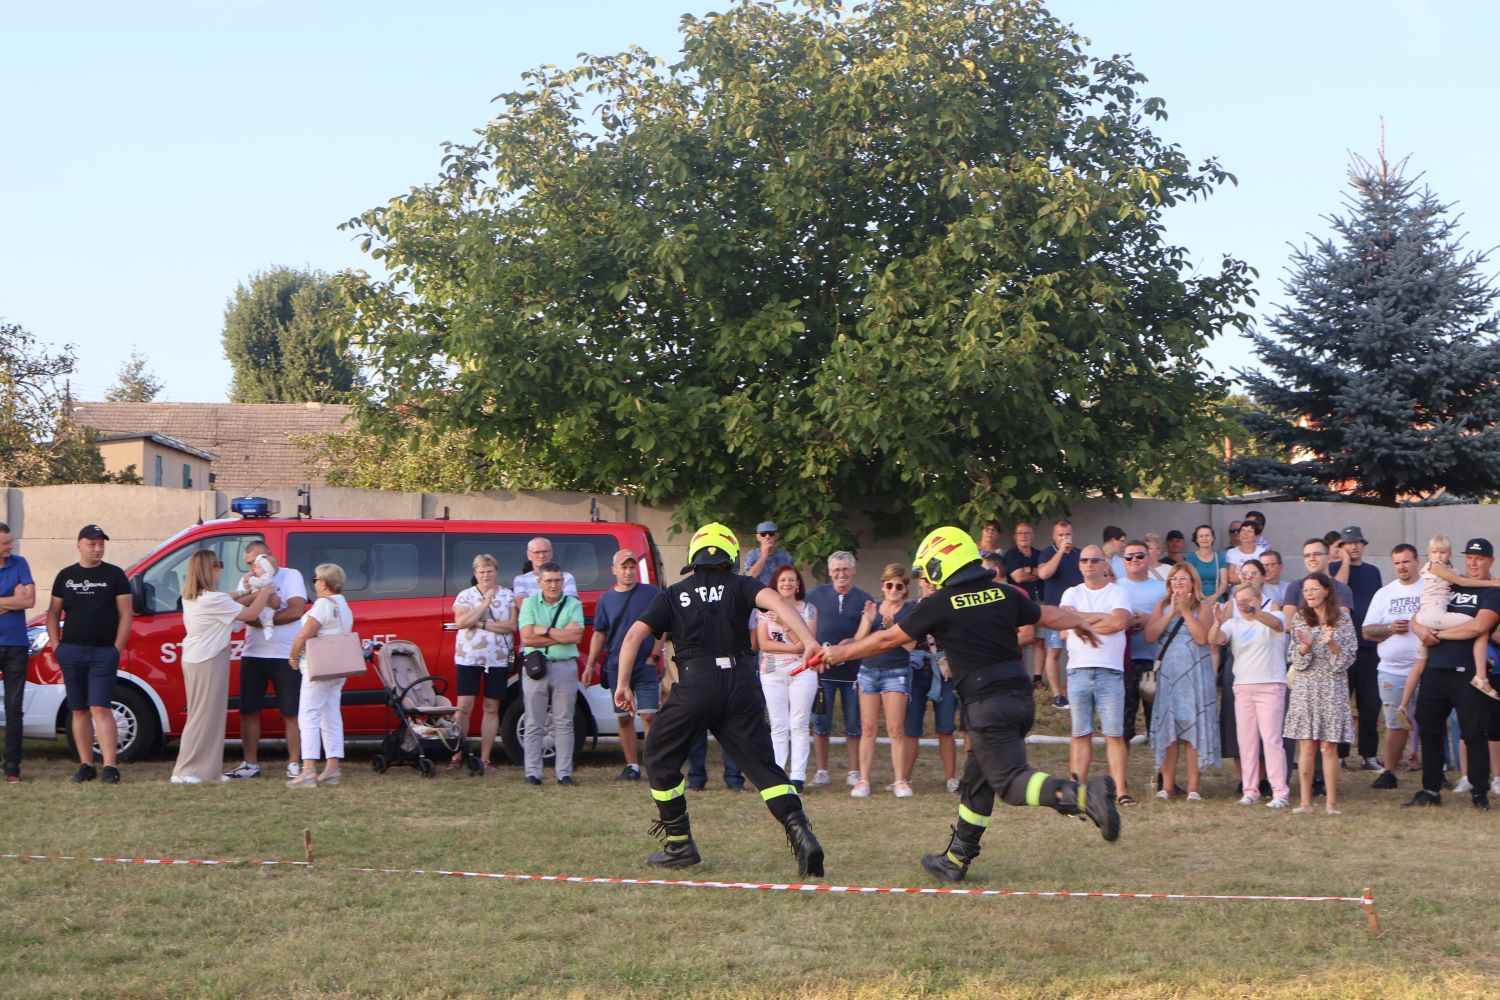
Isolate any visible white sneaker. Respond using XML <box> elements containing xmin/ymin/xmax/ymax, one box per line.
<box><xmin>1154</xmin><ymin>789</ymin><xmax>1169</xmax><ymax>801</ymax></box>
<box><xmin>286</xmin><ymin>762</ymin><xmax>302</xmax><ymax>778</ymax></box>
<box><xmin>1237</xmin><ymin>793</ymin><xmax>1259</xmax><ymax>805</ymax></box>
<box><xmin>946</xmin><ymin>777</ymin><xmax>961</xmax><ymax>794</ymax></box>
<box><xmin>893</xmin><ymin>780</ymin><xmax>914</xmax><ymax>798</ymax></box>
<box><xmin>1491</xmin><ymin>777</ymin><xmax>1500</xmax><ymax>798</ymax></box>
<box><xmin>846</xmin><ymin>770</ymin><xmax>861</xmax><ymax>787</ymax></box>
<box><xmin>169</xmin><ymin>775</ymin><xmax>201</xmax><ymax>785</ymax></box>
<box><xmin>850</xmin><ymin>780</ymin><xmax>871</xmax><ymax>799</ymax></box>
<box><xmin>1455</xmin><ymin>776</ymin><xmax>1473</xmax><ymax>794</ymax></box>
<box><xmin>1267</xmin><ymin>797</ymin><xmax>1290</xmax><ymax>809</ymax></box>
<box><xmin>810</xmin><ymin>770</ymin><xmax>830</xmax><ymax>787</ymax></box>
<box><xmin>222</xmin><ymin>762</ymin><xmax>261</xmax><ymax>779</ymax></box>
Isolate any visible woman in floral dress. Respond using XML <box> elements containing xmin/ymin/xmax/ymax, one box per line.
<box><xmin>1282</xmin><ymin>572</ymin><xmax>1357</xmax><ymax>815</ymax></box>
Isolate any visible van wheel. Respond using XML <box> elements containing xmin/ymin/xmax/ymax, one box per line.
<box><xmin>500</xmin><ymin>697</ymin><xmax>587</xmax><ymax>767</ymax></box>
<box><xmin>65</xmin><ymin>685</ymin><xmax>161</xmax><ymax>764</ymax></box>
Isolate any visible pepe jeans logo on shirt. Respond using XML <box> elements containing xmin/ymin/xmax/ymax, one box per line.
<box><xmin>64</xmin><ymin>578</ymin><xmax>111</xmax><ymax>595</ymax></box>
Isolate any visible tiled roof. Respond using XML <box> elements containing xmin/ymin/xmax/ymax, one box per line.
<box><xmin>72</xmin><ymin>401</ymin><xmax>352</xmax><ymax>493</ymax></box>
<box><xmin>97</xmin><ymin>432</ymin><xmax>217</xmax><ymax>463</ymax></box>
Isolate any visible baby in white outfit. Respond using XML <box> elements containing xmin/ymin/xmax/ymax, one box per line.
<box><xmin>241</xmin><ymin>553</ymin><xmax>280</xmax><ymax>640</ymax></box>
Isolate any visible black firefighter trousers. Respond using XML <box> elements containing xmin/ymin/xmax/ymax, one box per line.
<box><xmin>644</xmin><ymin>663</ymin><xmax>801</xmax><ymax>825</ymax></box>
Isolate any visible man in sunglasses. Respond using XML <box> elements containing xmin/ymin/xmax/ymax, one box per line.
<box><xmin>742</xmin><ymin>521</ymin><xmax>793</xmax><ymax>586</ymax></box>
<box><xmin>1116</xmin><ymin>540</ymin><xmax>1166</xmax><ymax>755</ymax></box>
<box><xmin>1060</xmin><ymin>546</ymin><xmax>1134</xmax><ymax>804</ymax></box>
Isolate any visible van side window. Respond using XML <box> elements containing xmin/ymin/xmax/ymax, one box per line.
<box><xmin>444</xmin><ymin>533</ymin><xmax>621</xmax><ymax>595</ymax></box>
<box><xmin>138</xmin><ymin>534</ymin><xmax>264</xmax><ymax>615</ymax></box>
<box><xmin>287</xmin><ymin>532</ymin><xmax>443</xmax><ymax>600</ymax></box>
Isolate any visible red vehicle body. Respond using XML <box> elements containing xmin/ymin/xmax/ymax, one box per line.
<box><xmin>26</xmin><ymin>514</ymin><xmax>663</xmax><ymax>764</ymax></box>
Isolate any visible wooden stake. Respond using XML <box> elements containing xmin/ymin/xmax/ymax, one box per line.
<box><xmin>304</xmin><ymin>828</ymin><xmax>313</xmax><ymax>866</ymax></box>
<box><xmin>1362</xmin><ymin>887</ymin><xmax>1380</xmax><ymax>936</ymax></box>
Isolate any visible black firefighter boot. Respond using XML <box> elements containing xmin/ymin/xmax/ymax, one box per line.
<box><xmin>782</xmin><ymin>810</ymin><xmax>825</xmax><ymax>878</ymax></box>
<box><xmin>921</xmin><ymin>825</ymin><xmax>981</xmax><ymax>884</ymax></box>
<box><xmin>647</xmin><ymin>816</ymin><xmax>701</xmax><ymax>869</ymax></box>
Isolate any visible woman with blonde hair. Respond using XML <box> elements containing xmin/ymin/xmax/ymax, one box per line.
<box><xmin>287</xmin><ymin>563</ymin><xmax>355</xmax><ymax>788</ymax></box>
<box><xmin>171</xmin><ymin>550</ymin><xmax>276</xmax><ymax>784</ymax></box>
<box><xmin>451</xmin><ymin>553</ymin><xmax>517</xmax><ymax>772</ymax></box>
<box><xmin>850</xmin><ymin>563</ymin><xmax>917</xmax><ymax>798</ymax></box>
<box><xmin>1143</xmin><ymin>562</ymin><xmax>1220</xmax><ymax>800</ymax></box>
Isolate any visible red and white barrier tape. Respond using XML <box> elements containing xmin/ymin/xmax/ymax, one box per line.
<box><xmin>1</xmin><ymin>851</ymin><xmax>1373</xmax><ymax>906</ymax></box>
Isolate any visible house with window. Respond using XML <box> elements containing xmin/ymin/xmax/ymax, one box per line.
<box><xmin>95</xmin><ymin>432</ymin><xmax>215</xmax><ymax>488</ymax></box>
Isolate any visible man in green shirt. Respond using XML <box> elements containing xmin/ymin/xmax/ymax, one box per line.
<box><xmin>518</xmin><ymin>562</ymin><xmax>585</xmax><ymax>785</ymax></box>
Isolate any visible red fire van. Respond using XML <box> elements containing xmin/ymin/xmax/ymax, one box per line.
<box><xmin>25</xmin><ymin>506</ymin><xmax>663</xmax><ymax>765</ymax></box>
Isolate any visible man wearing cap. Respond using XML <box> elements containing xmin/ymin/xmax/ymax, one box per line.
<box><xmin>0</xmin><ymin>522</ymin><xmax>36</xmax><ymax>783</ymax></box>
<box><xmin>46</xmin><ymin>525</ymin><xmax>132</xmax><ymax>784</ymax></box>
<box><xmin>616</xmin><ymin>522</ymin><xmax>826</xmax><ymax>875</ymax></box>
<box><xmin>1337</xmin><ymin>526</ymin><xmax>1384</xmax><ymax>770</ymax></box>
<box><xmin>742</xmin><ymin>521</ymin><xmax>793</xmax><ymax>586</ymax></box>
<box><xmin>1405</xmin><ymin>537</ymin><xmax>1499</xmax><ymax>810</ymax></box>
<box><xmin>584</xmin><ymin>549</ymin><xmax>664</xmax><ymax>781</ymax></box>
<box><xmin>817</xmin><ymin>526</ymin><xmax>1119</xmax><ymax>884</ymax></box>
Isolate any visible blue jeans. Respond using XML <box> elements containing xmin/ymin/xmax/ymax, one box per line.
<box><xmin>687</xmin><ymin>733</ymin><xmax>741</xmax><ymax>788</ymax></box>
<box><xmin>811</xmin><ymin>678</ymin><xmax>861</xmax><ymax>738</ymax></box>
<box><xmin>1067</xmin><ymin>667</ymin><xmax>1125</xmax><ymax>738</ymax></box>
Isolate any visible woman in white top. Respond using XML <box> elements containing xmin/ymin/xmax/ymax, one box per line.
<box><xmin>1209</xmin><ymin>583</ymin><xmax>1290</xmax><ymax>809</ymax></box>
<box><xmin>450</xmin><ymin>554</ymin><xmax>517</xmax><ymax>772</ymax></box>
<box><xmin>171</xmin><ymin>551</ymin><xmax>276</xmax><ymax>784</ymax></box>
<box><xmin>287</xmin><ymin>563</ymin><xmax>355</xmax><ymax>788</ymax></box>
<box><xmin>756</xmin><ymin>565</ymin><xmax>819</xmax><ymax>791</ymax></box>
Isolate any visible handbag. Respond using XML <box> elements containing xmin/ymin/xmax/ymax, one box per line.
<box><xmin>304</xmin><ymin>631</ymin><xmax>366</xmax><ymax>680</ymax></box>
<box><xmin>1141</xmin><ymin>617</ymin><xmax>1186</xmax><ymax>702</ymax></box>
<box><xmin>524</xmin><ymin>596</ymin><xmax>571</xmax><ymax>680</ymax></box>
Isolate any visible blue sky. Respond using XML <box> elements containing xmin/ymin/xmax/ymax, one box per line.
<box><xmin>2</xmin><ymin>1</ymin><xmax>1495</xmax><ymax>403</ymax></box>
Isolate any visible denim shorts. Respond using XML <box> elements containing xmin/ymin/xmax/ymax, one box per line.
<box><xmin>857</xmin><ymin>665</ymin><xmax>911</xmax><ymax>697</ymax></box>
<box><xmin>811</xmin><ymin>678</ymin><xmax>861</xmax><ymax>737</ymax></box>
<box><xmin>57</xmin><ymin>643</ymin><xmax>120</xmax><ymax>711</ymax></box>
<box><xmin>904</xmin><ymin>667</ymin><xmax>959</xmax><ymax>736</ymax></box>
<box><xmin>1377</xmin><ymin>667</ymin><xmax>1412</xmax><ymax>730</ymax></box>
<box><xmin>1067</xmin><ymin>667</ymin><xmax>1125</xmax><ymax>738</ymax></box>
<box><xmin>609</xmin><ymin>667</ymin><xmax>661</xmax><ymax>717</ymax></box>
<box><xmin>1040</xmin><ymin>625</ymin><xmax>1066</xmax><ymax>650</ymax></box>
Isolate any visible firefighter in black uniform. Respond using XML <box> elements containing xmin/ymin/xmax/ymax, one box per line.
<box><xmin>616</xmin><ymin>522</ymin><xmax>826</xmax><ymax>876</ymax></box>
<box><xmin>817</xmin><ymin>525</ymin><xmax>1121</xmax><ymax>883</ymax></box>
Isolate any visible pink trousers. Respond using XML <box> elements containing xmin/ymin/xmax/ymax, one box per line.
<box><xmin>1235</xmin><ymin>682</ymin><xmax>1289</xmax><ymax>799</ymax></box>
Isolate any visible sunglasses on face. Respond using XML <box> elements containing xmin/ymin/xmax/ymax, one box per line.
<box><xmin>1123</xmin><ymin>553</ymin><xmax>1147</xmax><ymax>561</ymax></box>
<box><xmin>1079</xmin><ymin>557</ymin><xmax>1105</xmax><ymax>564</ymax></box>
<box><xmin>758</xmin><ymin>531</ymin><xmax>777</xmax><ymax>537</ymax></box>
<box><xmin>884</xmin><ymin>581</ymin><xmax>907</xmax><ymax>589</ymax></box>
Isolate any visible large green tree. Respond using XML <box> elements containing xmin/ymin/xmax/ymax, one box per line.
<box><xmin>1233</xmin><ymin>155</ymin><xmax>1500</xmax><ymax>503</ymax></box>
<box><xmin>338</xmin><ymin>0</ymin><xmax>1252</xmax><ymax>557</ymax></box>
<box><xmin>223</xmin><ymin>267</ymin><xmax>360</xmax><ymax>403</ymax></box>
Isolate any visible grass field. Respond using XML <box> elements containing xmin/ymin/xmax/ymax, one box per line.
<box><xmin>2</xmin><ymin>698</ymin><xmax>1498</xmax><ymax>999</ymax></box>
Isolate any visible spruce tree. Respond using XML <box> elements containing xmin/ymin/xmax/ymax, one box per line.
<box><xmin>1233</xmin><ymin>154</ymin><xmax>1500</xmax><ymax>504</ymax></box>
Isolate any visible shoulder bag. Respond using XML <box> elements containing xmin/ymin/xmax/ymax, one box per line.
<box><xmin>304</xmin><ymin>631</ymin><xmax>367</xmax><ymax>680</ymax></box>
<box><xmin>523</xmin><ymin>597</ymin><xmax>572</xmax><ymax>680</ymax></box>
<box><xmin>1139</xmin><ymin>616</ymin><xmax>1186</xmax><ymax>703</ymax></box>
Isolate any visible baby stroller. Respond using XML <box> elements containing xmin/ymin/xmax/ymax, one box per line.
<box><xmin>370</xmin><ymin>640</ymin><xmax>480</xmax><ymax>777</ymax></box>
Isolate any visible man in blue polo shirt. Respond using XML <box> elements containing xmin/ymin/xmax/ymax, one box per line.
<box><xmin>584</xmin><ymin>548</ymin><xmax>664</xmax><ymax>781</ymax></box>
<box><xmin>742</xmin><ymin>521</ymin><xmax>793</xmax><ymax>586</ymax></box>
<box><xmin>0</xmin><ymin>523</ymin><xmax>37</xmax><ymax>783</ymax></box>
<box><xmin>1405</xmin><ymin>537</ymin><xmax>1500</xmax><ymax>811</ymax></box>
<box><xmin>805</xmin><ymin>550</ymin><xmax>874</xmax><ymax>788</ymax></box>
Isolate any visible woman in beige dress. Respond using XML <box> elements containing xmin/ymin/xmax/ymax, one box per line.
<box><xmin>172</xmin><ymin>550</ymin><xmax>275</xmax><ymax>783</ymax></box>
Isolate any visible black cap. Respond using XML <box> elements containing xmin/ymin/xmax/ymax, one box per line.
<box><xmin>77</xmin><ymin>524</ymin><xmax>109</xmax><ymax>541</ymax></box>
<box><xmin>1165</xmin><ymin>529</ymin><xmax>1185</xmax><ymax>541</ymax></box>
<box><xmin>1464</xmin><ymin>538</ymin><xmax>1494</xmax><ymax>558</ymax></box>
<box><xmin>1340</xmin><ymin>525</ymin><xmax>1367</xmax><ymax>545</ymax></box>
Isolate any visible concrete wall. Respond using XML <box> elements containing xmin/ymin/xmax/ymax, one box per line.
<box><xmin>7</xmin><ymin>484</ymin><xmax>1500</xmax><ymax>608</ymax></box>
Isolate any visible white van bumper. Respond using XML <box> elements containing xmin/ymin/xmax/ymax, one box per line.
<box><xmin>0</xmin><ymin>680</ymin><xmax>67</xmax><ymax>739</ymax></box>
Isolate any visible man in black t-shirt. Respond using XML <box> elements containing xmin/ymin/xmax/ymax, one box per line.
<box><xmin>45</xmin><ymin>525</ymin><xmax>132</xmax><ymax>784</ymax></box>
<box><xmin>1003</xmin><ymin>521</ymin><xmax>1044</xmax><ymax>687</ymax></box>
<box><xmin>616</xmin><ymin>523</ymin><xmax>826</xmax><ymax>876</ymax></box>
<box><xmin>1036</xmin><ymin>518</ymin><xmax>1082</xmax><ymax>709</ymax></box>
<box><xmin>819</xmin><ymin>526</ymin><xmax>1120</xmax><ymax>884</ymax></box>
<box><xmin>1405</xmin><ymin>538</ymin><xmax>1500</xmax><ymax>810</ymax></box>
